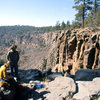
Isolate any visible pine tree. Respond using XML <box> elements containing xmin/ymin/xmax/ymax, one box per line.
<box><xmin>55</xmin><ymin>21</ymin><xmax>60</xmax><ymax>30</ymax></box>
<box><xmin>73</xmin><ymin>0</ymin><xmax>93</xmax><ymax>28</ymax></box>
<box><xmin>94</xmin><ymin>0</ymin><xmax>100</xmax><ymax>18</ymax></box>
<box><xmin>95</xmin><ymin>8</ymin><xmax>100</xmax><ymax>26</ymax></box>
<box><xmin>66</xmin><ymin>21</ymin><xmax>71</xmax><ymax>29</ymax></box>
<box><xmin>61</xmin><ymin>21</ymin><xmax>66</xmax><ymax>30</ymax></box>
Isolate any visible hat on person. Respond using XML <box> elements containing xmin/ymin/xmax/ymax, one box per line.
<box><xmin>6</xmin><ymin>61</ymin><xmax>11</xmax><ymax>65</ymax></box>
<box><xmin>10</xmin><ymin>44</ymin><xmax>17</xmax><ymax>50</ymax></box>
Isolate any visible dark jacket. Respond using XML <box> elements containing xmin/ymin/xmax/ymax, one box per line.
<box><xmin>7</xmin><ymin>50</ymin><xmax>19</xmax><ymax>63</ymax></box>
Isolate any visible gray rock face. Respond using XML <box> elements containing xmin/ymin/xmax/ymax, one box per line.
<box><xmin>73</xmin><ymin>78</ymin><xmax>100</xmax><ymax>100</ymax></box>
<box><xmin>29</xmin><ymin>76</ymin><xmax>100</xmax><ymax>100</ymax></box>
<box><xmin>44</xmin><ymin>76</ymin><xmax>76</xmax><ymax>100</ymax></box>
<box><xmin>47</xmin><ymin>72</ymin><xmax>63</xmax><ymax>80</ymax></box>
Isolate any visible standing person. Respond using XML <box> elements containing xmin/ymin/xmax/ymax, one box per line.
<box><xmin>7</xmin><ymin>44</ymin><xmax>19</xmax><ymax>80</ymax></box>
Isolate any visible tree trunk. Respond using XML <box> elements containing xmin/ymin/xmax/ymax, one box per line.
<box><xmin>82</xmin><ymin>0</ymin><xmax>85</xmax><ymax>28</ymax></box>
<box><xmin>94</xmin><ymin>0</ymin><xmax>96</xmax><ymax>19</ymax></box>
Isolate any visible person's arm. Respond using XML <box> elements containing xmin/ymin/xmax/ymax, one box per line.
<box><xmin>17</xmin><ymin>51</ymin><xmax>20</xmax><ymax>62</ymax></box>
<box><xmin>3</xmin><ymin>67</ymin><xmax>12</xmax><ymax>79</ymax></box>
<box><xmin>7</xmin><ymin>51</ymin><xmax>10</xmax><ymax>61</ymax></box>
<box><xmin>18</xmin><ymin>52</ymin><xmax>19</xmax><ymax>61</ymax></box>
<box><xmin>3</xmin><ymin>67</ymin><xmax>7</xmax><ymax>79</ymax></box>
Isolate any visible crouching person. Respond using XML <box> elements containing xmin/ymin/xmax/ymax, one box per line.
<box><xmin>0</xmin><ymin>61</ymin><xmax>12</xmax><ymax>87</ymax></box>
<box><xmin>0</xmin><ymin>61</ymin><xmax>16</xmax><ymax>100</ymax></box>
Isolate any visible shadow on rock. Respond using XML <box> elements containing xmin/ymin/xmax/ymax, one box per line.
<box><xmin>33</xmin><ymin>91</ymin><xmax>50</xmax><ymax>100</ymax></box>
<box><xmin>18</xmin><ymin>69</ymin><xmax>42</xmax><ymax>83</ymax></box>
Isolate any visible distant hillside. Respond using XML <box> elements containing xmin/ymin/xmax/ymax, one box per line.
<box><xmin>0</xmin><ymin>25</ymin><xmax>54</xmax><ymax>46</ymax></box>
<box><xmin>0</xmin><ymin>26</ymin><xmax>59</xmax><ymax>70</ymax></box>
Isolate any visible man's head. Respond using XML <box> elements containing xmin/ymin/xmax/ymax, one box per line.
<box><xmin>5</xmin><ymin>61</ymin><xmax>11</xmax><ymax>68</ymax></box>
<box><xmin>10</xmin><ymin>44</ymin><xmax>17</xmax><ymax>50</ymax></box>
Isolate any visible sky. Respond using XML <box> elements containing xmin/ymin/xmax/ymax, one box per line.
<box><xmin>0</xmin><ymin>0</ymin><xmax>76</xmax><ymax>27</ymax></box>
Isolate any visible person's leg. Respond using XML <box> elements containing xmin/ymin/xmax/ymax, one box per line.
<box><xmin>15</xmin><ymin>64</ymin><xmax>18</xmax><ymax>78</ymax></box>
<box><xmin>11</xmin><ymin>66</ymin><xmax>14</xmax><ymax>77</ymax></box>
<box><xmin>5</xmin><ymin>78</ymin><xmax>18</xmax><ymax>89</ymax></box>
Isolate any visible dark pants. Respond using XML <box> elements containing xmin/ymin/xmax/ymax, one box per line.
<box><xmin>5</xmin><ymin>78</ymin><xmax>18</xmax><ymax>89</ymax></box>
<box><xmin>11</xmin><ymin>62</ymin><xmax>18</xmax><ymax>78</ymax></box>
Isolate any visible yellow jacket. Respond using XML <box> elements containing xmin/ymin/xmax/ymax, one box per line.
<box><xmin>0</xmin><ymin>65</ymin><xmax>8</xmax><ymax>87</ymax></box>
<box><xmin>0</xmin><ymin>65</ymin><xmax>7</xmax><ymax>79</ymax></box>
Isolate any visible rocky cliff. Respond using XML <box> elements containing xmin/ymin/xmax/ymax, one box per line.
<box><xmin>0</xmin><ymin>27</ymin><xmax>100</xmax><ymax>74</ymax></box>
<box><xmin>51</xmin><ymin>28</ymin><xmax>100</xmax><ymax>75</ymax></box>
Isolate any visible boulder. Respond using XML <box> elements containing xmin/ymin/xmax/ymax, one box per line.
<box><xmin>48</xmin><ymin>72</ymin><xmax>63</xmax><ymax>81</ymax></box>
<box><xmin>44</xmin><ymin>76</ymin><xmax>76</xmax><ymax>100</ymax></box>
<box><xmin>74</xmin><ymin>69</ymin><xmax>100</xmax><ymax>81</ymax></box>
<box><xmin>19</xmin><ymin>69</ymin><xmax>42</xmax><ymax>82</ymax></box>
<box><xmin>73</xmin><ymin>78</ymin><xmax>100</xmax><ymax>100</ymax></box>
